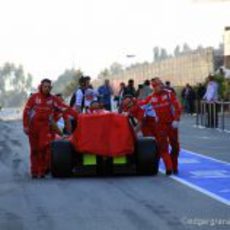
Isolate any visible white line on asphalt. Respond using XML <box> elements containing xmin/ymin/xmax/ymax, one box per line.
<box><xmin>193</xmin><ymin>125</ymin><xmax>230</xmax><ymax>133</ymax></box>
<box><xmin>159</xmin><ymin>168</ymin><xmax>230</xmax><ymax>206</ymax></box>
<box><xmin>160</xmin><ymin>148</ymin><xmax>230</xmax><ymax>206</ymax></box>
<box><xmin>183</xmin><ymin>149</ymin><xmax>230</xmax><ymax>166</ymax></box>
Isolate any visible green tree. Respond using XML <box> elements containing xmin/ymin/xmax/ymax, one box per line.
<box><xmin>159</xmin><ymin>48</ymin><xmax>168</xmax><ymax>60</ymax></box>
<box><xmin>109</xmin><ymin>62</ymin><xmax>123</xmax><ymax>75</ymax></box>
<box><xmin>197</xmin><ymin>44</ymin><xmax>204</xmax><ymax>51</ymax></box>
<box><xmin>60</xmin><ymin>69</ymin><xmax>83</xmax><ymax>97</ymax></box>
<box><xmin>223</xmin><ymin>79</ymin><xmax>230</xmax><ymax>100</ymax></box>
<box><xmin>182</xmin><ymin>43</ymin><xmax>191</xmax><ymax>53</ymax></box>
<box><xmin>52</xmin><ymin>68</ymin><xmax>82</xmax><ymax>94</ymax></box>
<box><xmin>98</xmin><ymin>68</ymin><xmax>110</xmax><ymax>79</ymax></box>
<box><xmin>174</xmin><ymin>45</ymin><xmax>180</xmax><ymax>57</ymax></box>
<box><xmin>0</xmin><ymin>62</ymin><xmax>33</xmax><ymax>107</ymax></box>
<box><xmin>213</xmin><ymin>74</ymin><xmax>228</xmax><ymax>100</ymax></box>
<box><xmin>153</xmin><ymin>46</ymin><xmax>160</xmax><ymax>62</ymax></box>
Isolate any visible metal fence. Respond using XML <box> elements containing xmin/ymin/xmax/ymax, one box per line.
<box><xmin>196</xmin><ymin>101</ymin><xmax>230</xmax><ymax>132</ymax></box>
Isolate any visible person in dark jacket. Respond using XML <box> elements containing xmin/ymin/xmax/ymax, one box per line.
<box><xmin>165</xmin><ymin>81</ymin><xmax>176</xmax><ymax>94</ymax></box>
<box><xmin>181</xmin><ymin>84</ymin><xmax>196</xmax><ymax>114</ymax></box>
<box><xmin>196</xmin><ymin>83</ymin><xmax>206</xmax><ymax>113</ymax></box>
<box><xmin>123</xmin><ymin>79</ymin><xmax>136</xmax><ymax>97</ymax></box>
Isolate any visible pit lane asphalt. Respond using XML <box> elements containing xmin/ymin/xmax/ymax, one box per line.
<box><xmin>0</xmin><ymin>118</ymin><xmax>229</xmax><ymax>230</ymax></box>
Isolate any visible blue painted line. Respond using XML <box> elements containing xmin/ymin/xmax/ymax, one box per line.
<box><xmin>159</xmin><ymin>149</ymin><xmax>230</xmax><ymax>206</ymax></box>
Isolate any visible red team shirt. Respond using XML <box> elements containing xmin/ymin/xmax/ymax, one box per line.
<box><xmin>23</xmin><ymin>92</ymin><xmax>77</xmax><ymax>130</ymax></box>
<box><xmin>144</xmin><ymin>89</ymin><xmax>181</xmax><ymax>124</ymax></box>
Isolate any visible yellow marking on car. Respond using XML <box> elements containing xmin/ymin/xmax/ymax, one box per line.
<box><xmin>83</xmin><ymin>154</ymin><xmax>97</xmax><ymax>165</ymax></box>
<box><xmin>113</xmin><ymin>156</ymin><xmax>127</xmax><ymax>165</ymax></box>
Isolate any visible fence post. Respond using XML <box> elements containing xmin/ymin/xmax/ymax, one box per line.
<box><xmin>201</xmin><ymin>101</ymin><xmax>205</xmax><ymax>127</ymax></box>
<box><xmin>195</xmin><ymin>100</ymin><xmax>229</xmax><ymax>131</ymax></box>
<box><xmin>196</xmin><ymin>100</ymin><xmax>199</xmax><ymax>126</ymax></box>
<box><xmin>221</xmin><ymin>101</ymin><xmax>225</xmax><ymax>131</ymax></box>
<box><xmin>213</xmin><ymin>102</ymin><xmax>217</xmax><ymax>128</ymax></box>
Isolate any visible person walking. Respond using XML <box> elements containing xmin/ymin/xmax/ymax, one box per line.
<box><xmin>187</xmin><ymin>85</ymin><xmax>196</xmax><ymax>115</ymax></box>
<box><xmin>23</xmin><ymin>79</ymin><xmax>78</xmax><ymax>178</ymax></box>
<box><xmin>121</xmin><ymin>78</ymin><xmax>182</xmax><ymax>175</ymax></box>
<box><xmin>196</xmin><ymin>83</ymin><xmax>206</xmax><ymax>114</ymax></box>
<box><xmin>138</xmin><ymin>80</ymin><xmax>153</xmax><ymax>100</ymax></box>
<box><xmin>116</xmin><ymin>82</ymin><xmax>126</xmax><ymax>112</ymax></box>
<box><xmin>181</xmin><ymin>84</ymin><xmax>195</xmax><ymax>114</ymax></box>
<box><xmin>78</xmin><ymin>76</ymin><xmax>98</xmax><ymax>112</ymax></box>
<box><xmin>70</xmin><ymin>76</ymin><xmax>86</xmax><ymax>113</ymax></box>
<box><xmin>145</xmin><ymin>78</ymin><xmax>182</xmax><ymax>175</ymax></box>
<box><xmin>165</xmin><ymin>81</ymin><xmax>176</xmax><ymax>94</ymax></box>
<box><xmin>98</xmin><ymin>79</ymin><xmax>113</xmax><ymax>111</ymax></box>
<box><xmin>123</xmin><ymin>79</ymin><xmax>136</xmax><ymax>97</ymax></box>
<box><xmin>203</xmin><ymin>75</ymin><xmax>219</xmax><ymax>128</ymax></box>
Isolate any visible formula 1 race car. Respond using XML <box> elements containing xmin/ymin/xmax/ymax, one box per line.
<box><xmin>51</xmin><ymin>112</ymin><xmax>159</xmax><ymax>177</ymax></box>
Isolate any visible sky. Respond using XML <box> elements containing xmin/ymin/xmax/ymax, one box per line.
<box><xmin>0</xmin><ymin>0</ymin><xmax>229</xmax><ymax>86</ymax></box>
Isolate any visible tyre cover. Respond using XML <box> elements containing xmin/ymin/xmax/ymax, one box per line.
<box><xmin>70</xmin><ymin>113</ymin><xmax>135</xmax><ymax>156</ymax></box>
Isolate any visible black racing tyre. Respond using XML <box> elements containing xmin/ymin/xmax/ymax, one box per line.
<box><xmin>51</xmin><ymin>139</ymin><xmax>74</xmax><ymax>178</ymax></box>
<box><xmin>135</xmin><ymin>137</ymin><xmax>159</xmax><ymax>175</ymax></box>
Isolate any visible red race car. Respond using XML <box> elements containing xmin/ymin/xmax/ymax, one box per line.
<box><xmin>51</xmin><ymin>112</ymin><xmax>159</xmax><ymax>177</ymax></box>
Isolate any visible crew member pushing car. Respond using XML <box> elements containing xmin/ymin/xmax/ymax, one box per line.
<box><xmin>23</xmin><ymin>79</ymin><xmax>78</xmax><ymax>178</ymax></box>
<box><xmin>121</xmin><ymin>78</ymin><xmax>181</xmax><ymax>175</ymax></box>
<box><xmin>144</xmin><ymin>78</ymin><xmax>181</xmax><ymax>175</ymax></box>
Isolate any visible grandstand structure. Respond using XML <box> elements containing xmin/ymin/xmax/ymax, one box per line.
<box><xmin>94</xmin><ymin>47</ymin><xmax>223</xmax><ymax>90</ymax></box>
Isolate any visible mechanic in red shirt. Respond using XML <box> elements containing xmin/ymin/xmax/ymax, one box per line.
<box><xmin>121</xmin><ymin>79</ymin><xmax>181</xmax><ymax>175</ymax></box>
<box><xmin>23</xmin><ymin>79</ymin><xmax>78</xmax><ymax>178</ymax></box>
<box><xmin>146</xmin><ymin>78</ymin><xmax>182</xmax><ymax>174</ymax></box>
